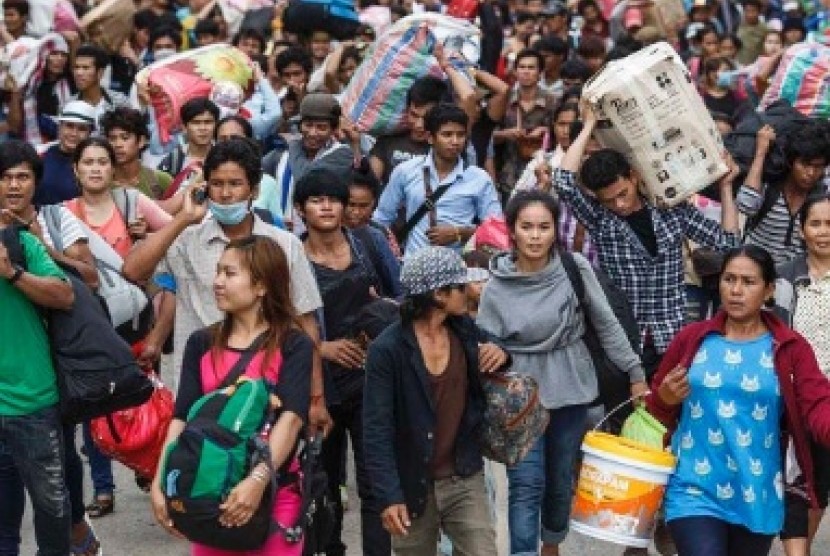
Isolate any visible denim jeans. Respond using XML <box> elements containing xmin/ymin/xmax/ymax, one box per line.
<box><xmin>322</xmin><ymin>393</ymin><xmax>390</xmax><ymax>556</ymax></box>
<box><xmin>82</xmin><ymin>420</ymin><xmax>115</xmax><ymax>497</ymax></box>
<box><xmin>507</xmin><ymin>404</ymin><xmax>588</xmax><ymax>554</ymax></box>
<box><xmin>0</xmin><ymin>406</ymin><xmax>70</xmax><ymax>556</ymax></box>
<box><xmin>668</xmin><ymin>516</ymin><xmax>774</xmax><ymax>556</ymax></box>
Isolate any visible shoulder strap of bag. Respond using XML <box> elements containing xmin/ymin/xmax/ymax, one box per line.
<box><xmin>42</xmin><ymin>205</ymin><xmax>64</xmax><ymax>253</ymax></box>
<box><xmin>349</xmin><ymin>227</ymin><xmax>383</xmax><ymax>294</ymax></box>
<box><xmin>559</xmin><ymin>250</ymin><xmax>586</xmax><ymax>309</ymax></box>
<box><xmin>111</xmin><ymin>187</ymin><xmax>138</xmax><ymax>225</ymax></box>
<box><xmin>279</xmin><ymin>153</ymin><xmax>292</xmax><ymax>217</ymax></box>
<box><xmin>744</xmin><ymin>185</ymin><xmax>781</xmax><ymax>237</ymax></box>
<box><xmin>1</xmin><ymin>225</ymin><xmax>26</xmax><ymax>269</ymax></box>
<box><xmin>217</xmin><ymin>332</ymin><xmax>270</xmax><ymax>390</ymax></box>
<box><xmin>398</xmin><ymin>161</ymin><xmax>452</xmax><ymax>244</ymax></box>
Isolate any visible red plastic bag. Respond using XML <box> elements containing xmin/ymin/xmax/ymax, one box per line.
<box><xmin>472</xmin><ymin>216</ymin><xmax>511</xmax><ymax>252</ymax></box>
<box><xmin>90</xmin><ymin>373</ymin><xmax>174</xmax><ymax>479</ymax></box>
<box><xmin>447</xmin><ymin>0</ymin><xmax>479</xmax><ymax>20</ymax></box>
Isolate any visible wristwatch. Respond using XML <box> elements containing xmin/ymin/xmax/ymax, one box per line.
<box><xmin>7</xmin><ymin>264</ymin><xmax>23</xmax><ymax>285</ymax></box>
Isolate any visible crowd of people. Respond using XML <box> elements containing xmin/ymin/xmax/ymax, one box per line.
<box><xmin>1</xmin><ymin>0</ymin><xmax>830</xmax><ymax>555</ymax></box>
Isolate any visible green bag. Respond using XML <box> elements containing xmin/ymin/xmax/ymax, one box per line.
<box><xmin>621</xmin><ymin>405</ymin><xmax>667</xmax><ymax>450</ymax></box>
<box><xmin>161</xmin><ymin>376</ymin><xmax>276</xmax><ymax>551</ymax></box>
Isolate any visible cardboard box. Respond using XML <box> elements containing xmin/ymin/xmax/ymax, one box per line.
<box><xmin>584</xmin><ymin>42</ymin><xmax>727</xmax><ymax>207</ymax></box>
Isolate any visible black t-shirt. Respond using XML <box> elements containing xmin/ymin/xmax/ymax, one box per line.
<box><xmin>470</xmin><ymin>107</ymin><xmax>497</xmax><ymax>168</ymax></box>
<box><xmin>174</xmin><ymin>328</ymin><xmax>312</xmax><ymax>423</ymax></box>
<box><xmin>370</xmin><ymin>131</ymin><xmax>429</xmax><ymax>185</ymax></box>
<box><xmin>309</xmin><ymin>240</ymin><xmax>377</xmax><ymax>403</ymax></box>
<box><xmin>624</xmin><ymin>206</ymin><xmax>658</xmax><ymax>257</ymax></box>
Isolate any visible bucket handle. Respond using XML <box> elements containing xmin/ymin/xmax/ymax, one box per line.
<box><xmin>593</xmin><ymin>391</ymin><xmax>650</xmax><ymax>432</ymax></box>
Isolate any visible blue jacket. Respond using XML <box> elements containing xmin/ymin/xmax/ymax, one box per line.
<box><xmin>363</xmin><ymin>315</ymin><xmax>506</xmax><ymax>517</ymax></box>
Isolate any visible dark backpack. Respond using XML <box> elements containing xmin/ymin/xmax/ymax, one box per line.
<box><xmin>1</xmin><ymin>225</ymin><xmax>153</xmax><ymax>423</ymax></box>
<box><xmin>560</xmin><ymin>252</ymin><xmax>641</xmax><ymax>433</ymax></box>
<box><xmin>723</xmin><ymin>100</ymin><xmax>812</xmax><ymax>185</ymax></box>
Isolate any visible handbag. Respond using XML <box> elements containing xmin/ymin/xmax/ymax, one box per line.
<box><xmin>90</xmin><ymin>371</ymin><xmax>174</xmax><ymax>480</ymax></box>
<box><xmin>479</xmin><ymin>372</ymin><xmax>549</xmax><ymax>466</ymax></box>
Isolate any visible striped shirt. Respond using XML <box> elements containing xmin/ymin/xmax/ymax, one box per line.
<box><xmin>737</xmin><ymin>184</ymin><xmax>806</xmax><ymax>265</ymax></box>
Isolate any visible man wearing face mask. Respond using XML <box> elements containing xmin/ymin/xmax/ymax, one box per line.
<box><xmin>262</xmin><ymin>92</ymin><xmax>354</xmax><ymax>232</ymax></box>
<box><xmin>121</xmin><ymin>137</ymin><xmax>331</xmax><ymax>431</ymax></box>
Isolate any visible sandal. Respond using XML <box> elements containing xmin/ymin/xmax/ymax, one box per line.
<box><xmin>85</xmin><ymin>496</ymin><xmax>114</xmax><ymax>519</ymax></box>
<box><xmin>71</xmin><ymin>519</ymin><xmax>102</xmax><ymax>556</ymax></box>
<box><xmin>135</xmin><ymin>474</ymin><xmax>151</xmax><ymax>493</ymax></box>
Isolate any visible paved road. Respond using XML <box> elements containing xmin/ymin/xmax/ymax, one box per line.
<box><xmin>20</xmin><ymin>452</ymin><xmax>830</xmax><ymax>555</ymax></box>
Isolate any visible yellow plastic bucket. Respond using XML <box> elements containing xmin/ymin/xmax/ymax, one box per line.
<box><xmin>570</xmin><ymin>431</ymin><xmax>676</xmax><ymax>548</ymax></box>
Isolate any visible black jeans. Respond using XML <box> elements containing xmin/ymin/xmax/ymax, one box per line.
<box><xmin>668</xmin><ymin>516</ymin><xmax>774</xmax><ymax>556</ymax></box>
<box><xmin>322</xmin><ymin>393</ymin><xmax>390</xmax><ymax>556</ymax></box>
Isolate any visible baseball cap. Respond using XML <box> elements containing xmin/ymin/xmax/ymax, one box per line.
<box><xmin>56</xmin><ymin>100</ymin><xmax>96</xmax><ymax>128</ymax></box>
<box><xmin>299</xmin><ymin>92</ymin><xmax>342</xmax><ymax>123</ymax></box>
<box><xmin>401</xmin><ymin>247</ymin><xmax>484</xmax><ymax>296</ymax></box>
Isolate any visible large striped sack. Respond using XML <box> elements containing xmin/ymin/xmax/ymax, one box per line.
<box><xmin>135</xmin><ymin>45</ymin><xmax>256</xmax><ymax>144</ymax></box>
<box><xmin>283</xmin><ymin>0</ymin><xmax>360</xmax><ymax>40</ymax></box>
<box><xmin>760</xmin><ymin>42</ymin><xmax>830</xmax><ymax>119</ymax></box>
<box><xmin>341</xmin><ymin>13</ymin><xmax>479</xmax><ymax>135</ymax></box>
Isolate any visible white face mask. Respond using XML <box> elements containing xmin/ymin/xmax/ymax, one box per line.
<box><xmin>153</xmin><ymin>48</ymin><xmax>176</xmax><ymax>61</ymax></box>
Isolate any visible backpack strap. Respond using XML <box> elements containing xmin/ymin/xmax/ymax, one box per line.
<box><xmin>559</xmin><ymin>250</ymin><xmax>586</xmax><ymax>309</ymax></box>
<box><xmin>1</xmin><ymin>225</ymin><xmax>26</xmax><ymax>270</ymax></box>
<box><xmin>217</xmin><ymin>332</ymin><xmax>269</xmax><ymax>390</ymax></box>
<box><xmin>348</xmin><ymin>228</ymin><xmax>384</xmax><ymax>295</ymax></box>
<box><xmin>42</xmin><ymin>205</ymin><xmax>64</xmax><ymax>253</ymax></box>
<box><xmin>111</xmin><ymin>187</ymin><xmax>138</xmax><ymax>225</ymax></box>
<box><xmin>277</xmin><ymin>153</ymin><xmax>292</xmax><ymax>218</ymax></box>
<box><xmin>398</xmin><ymin>161</ymin><xmax>452</xmax><ymax>244</ymax></box>
<box><xmin>743</xmin><ymin>185</ymin><xmax>781</xmax><ymax>237</ymax></box>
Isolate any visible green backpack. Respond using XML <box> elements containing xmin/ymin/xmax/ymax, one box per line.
<box><xmin>162</xmin><ymin>338</ymin><xmax>278</xmax><ymax>551</ymax></box>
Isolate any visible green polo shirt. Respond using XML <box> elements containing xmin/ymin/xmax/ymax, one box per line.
<box><xmin>0</xmin><ymin>231</ymin><xmax>64</xmax><ymax>416</ymax></box>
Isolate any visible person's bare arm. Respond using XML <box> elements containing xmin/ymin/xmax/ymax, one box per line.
<box><xmin>5</xmin><ymin>88</ymin><xmax>23</xmax><ymax>137</ymax></box>
<box><xmin>745</xmin><ymin>125</ymin><xmax>775</xmax><ymax>194</ymax></box>
<box><xmin>718</xmin><ymin>153</ymin><xmax>741</xmax><ymax>234</ymax></box>
<box><xmin>476</xmin><ymin>69</ymin><xmax>510</xmax><ymax>123</ymax></box>
<box><xmin>0</xmin><ymin>242</ymin><xmax>74</xmax><ymax>310</ymax></box>
<box><xmin>369</xmin><ymin>155</ymin><xmax>385</xmax><ymax>184</ymax></box>
<box><xmin>435</xmin><ymin>44</ymin><xmax>478</xmax><ymax>125</ymax></box>
<box><xmin>323</xmin><ymin>42</ymin><xmax>349</xmax><ymax>94</ymax></box>
<box><xmin>298</xmin><ymin>312</ymin><xmax>332</xmax><ymax>436</ymax></box>
<box><xmin>122</xmin><ymin>188</ymin><xmax>207</xmax><ymax>282</ymax></box>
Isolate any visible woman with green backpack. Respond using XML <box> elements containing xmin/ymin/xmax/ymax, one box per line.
<box><xmin>151</xmin><ymin>234</ymin><xmax>313</xmax><ymax>555</ymax></box>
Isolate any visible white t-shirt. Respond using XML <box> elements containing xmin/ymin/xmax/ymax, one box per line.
<box><xmin>38</xmin><ymin>205</ymin><xmax>88</xmax><ymax>251</ymax></box>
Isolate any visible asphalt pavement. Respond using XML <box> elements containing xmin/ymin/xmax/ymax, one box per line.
<box><xmin>19</xmin><ymin>451</ymin><xmax>830</xmax><ymax>555</ymax></box>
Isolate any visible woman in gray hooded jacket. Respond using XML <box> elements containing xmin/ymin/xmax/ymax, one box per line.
<box><xmin>476</xmin><ymin>190</ymin><xmax>647</xmax><ymax>556</ymax></box>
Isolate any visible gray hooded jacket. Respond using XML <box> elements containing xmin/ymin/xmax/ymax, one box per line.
<box><xmin>476</xmin><ymin>251</ymin><xmax>645</xmax><ymax>410</ymax></box>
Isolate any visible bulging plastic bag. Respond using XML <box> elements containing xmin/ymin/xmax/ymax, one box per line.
<box><xmin>341</xmin><ymin>13</ymin><xmax>480</xmax><ymax>135</ymax></box>
<box><xmin>136</xmin><ymin>45</ymin><xmax>257</xmax><ymax>144</ymax></box>
<box><xmin>620</xmin><ymin>405</ymin><xmax>667</xmax><ymax>450</ymax></box>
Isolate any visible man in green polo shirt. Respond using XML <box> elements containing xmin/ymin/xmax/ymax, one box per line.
<box><xmin>0</xmin><ymin>140</ymin><xmax>76</xmax><ymax>556</ymax></box>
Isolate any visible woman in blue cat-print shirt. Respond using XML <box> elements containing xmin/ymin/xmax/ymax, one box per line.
<box><xmin>647</xmin><ymin>245</ymin><xmax>830</xmax><ymax>556</ymax></box>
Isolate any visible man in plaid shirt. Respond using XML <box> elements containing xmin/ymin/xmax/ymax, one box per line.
<box><xmin>547</xmin><ymin>104</ymin><xmax>741</xmax><ymax>380</ymax></box>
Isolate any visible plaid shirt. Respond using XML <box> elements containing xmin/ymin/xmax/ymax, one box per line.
<box><xmin>554</xmin><ymin>169</ymin><xmax>740</xmax><ymax>353</ymax></box>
